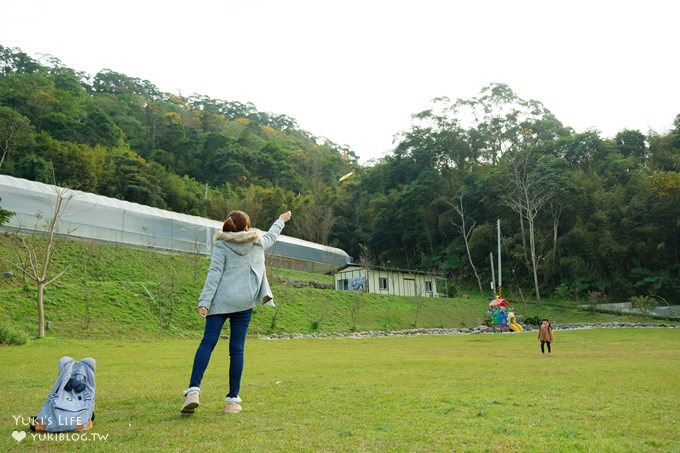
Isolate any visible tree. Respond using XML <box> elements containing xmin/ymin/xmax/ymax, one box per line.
<box><xmin>445</xmin><ymin>193</ymin><xmax>484</xmax><ymax>297</ymax></box>
<box><xmin>294</xmin><ymin>156</ymin><xmax>337</xmax><ymax>244</ymax></box>
<box><xmin>2</xmin><ymin>186</ymin><xmax>73</xmax><ymax>337</ymax></box>
<box><xmin>394</xmin><ymin>120</ymin><xmax>475</xmax><ymax>172</ymax></box>
<box><xmin>420</xmin><ymin>83</ymin><xmax>570</xmax><ymax>165</ymax></box>
<box><xmin>648</xmin><ymin>116</ymin><xmax>680</xmax><ymax>172</ymax></box>
<box><xmin>500</xmin><ymin>148</ymin><xmax>555</xmax><ymax>303</ymax></box>
<box><xmin>614</xmin><ymin>129</ymin><xmax>647</xmax><ymax>160</ymax></box>
<box><xmin>42</xmin><ymin>137</ymin><xmax>104</xmax><ymax>192</ymax></box>
<box><xmin>99</xmin><ymin>150</ymin><xmax>164</xmax><ymax>207</ymax></box>
<box><xmin>556</xmin><ymin>131</ymin><xmax>609</xmax><ymax>170</ymax></box>
<box><xmin>78</xmin><ymin>105</ymin><xmax>124</xmax><ymax>147</ymax></box>
<box><xmin>0</xmin><ymin>45</ymin><xmax>43</xmax><ymax>75</ymax></box>
<box><xmin>0</xmin><ymin>106</ymin><xmax>35</xmax><ymax>168</ymax></box>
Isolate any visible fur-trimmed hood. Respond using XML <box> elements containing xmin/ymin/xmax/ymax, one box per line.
<box><xmin>213</xmin><ymin>228</ymin><xmax>264</xmax><ymax>256</ymax></box>
<box><xmin>213</xmin><ymin>228</ymin><xmax>264</xmax><ymax>244</ymax></box>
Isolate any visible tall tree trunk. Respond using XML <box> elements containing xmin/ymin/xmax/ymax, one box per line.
<box><xmin>38</xmin><ymin>280</ymin><xmax>45</xmax><ymax>337</ymax></box>
<box><xmin>448</xmin><ymin>196</ymin><xmax>484</xmax><ymax>297</ymax></box>
<box><xmin>529</xmin><ymin>218</ymin><xmax>541</xmax><ymax>303</ymax></box>
<box><xmin>465</xmin><ymin>235</ymin><xmax>484</xmax><ymax>297</ymax></box>
<box><xmin>501</xmin><ymin>149</ymin><xmax>553</xmax><ymax>304</ymax></box>
<box><xmin>551</xmin><ymin>203</ymin><xmax>563</xmax><ymax>266</ymax></box>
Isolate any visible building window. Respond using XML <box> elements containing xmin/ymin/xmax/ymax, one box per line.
<box><xmin>337</xmin><ymin>279</ymin><xmax>349</xmax><ymax>290</ymax></box>
<box><xmin>379</xmin><ymin>277</ymin><xmax>388</xmax><ymax>291</ymax></box>
<box><xmin>425</xmin><ymin>281</ymin><xmax>433</xmax><ymax>293</ymax></box>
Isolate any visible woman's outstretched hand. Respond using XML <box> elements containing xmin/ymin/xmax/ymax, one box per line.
<box><xmin>279</xmin><ymin>211</ymin><xmax>292</xmax><ymax>223</ymax></box>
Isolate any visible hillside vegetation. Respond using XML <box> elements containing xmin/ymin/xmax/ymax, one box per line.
<box><xmin>0</xmin><ymin>235</ymin><xmax>673</xmax><ymax>344</ymax></box>
<box><xmin>2</xmin><ymin>44</ymin><xmax>679</xmax><ymax>304</ymax></box>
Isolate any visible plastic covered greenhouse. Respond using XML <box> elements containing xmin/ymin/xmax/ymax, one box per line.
<box><xmin>0</xmin><ymin>175</ymin><xmax>351</xmax><ymax>273</ymax></box>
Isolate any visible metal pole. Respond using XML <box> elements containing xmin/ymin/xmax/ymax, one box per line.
<box><xmin>489</xmin><ymin>252</ymin><xmax>496</xmax><ymax>295</ymax></box>
<box><xmin>497</xmin><ymin>219</ymin><xmax>502</xmax><ymax>299</ymax></box>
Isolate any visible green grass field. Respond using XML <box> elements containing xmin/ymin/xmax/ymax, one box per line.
<box><xmin>2</xmin><ymin>328</ymin><xmax>679</xmax><ymax>452</ymax></box>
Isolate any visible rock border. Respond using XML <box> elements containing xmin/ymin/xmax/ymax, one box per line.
<box><xmin>257</xmin><ymin>322</ymin><xmax>678</xmax><ymax>340</ymax></box>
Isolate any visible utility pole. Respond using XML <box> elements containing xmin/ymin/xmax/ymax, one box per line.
<box><xmin>497</xmin><ymin>219</ymin><xmax>502</xmax><ymax>299</ymax></box>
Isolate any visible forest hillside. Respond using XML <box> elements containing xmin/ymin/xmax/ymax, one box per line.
<box><xmin>1</xmin><ymin>44</ymin><xmax>679</xmax><ymax>304</ymax></box>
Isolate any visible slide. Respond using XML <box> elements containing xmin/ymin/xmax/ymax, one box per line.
<box><xmin>507</xmin><ymin>312</ymin><xmax>524</xmax><ymax>332</ymax></box>
<box><xmin>508</xmin><ymin>322</ymin><xmax>524</xmax><ymax>332</ymax></box>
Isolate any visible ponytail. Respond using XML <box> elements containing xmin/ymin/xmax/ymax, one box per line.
<box><xmin>222</xmin><ymin>210</ymin><xmax>251</xmax><ymax>232</ymax></box>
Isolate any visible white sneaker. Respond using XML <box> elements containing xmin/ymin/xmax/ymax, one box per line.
<box><xmin>225</xmin><ymin>396</ymin><xmax>242</xmax><ymax>413</ymax></box>
<box><xmin>181</xmin><ymin>387</ymin><xmax>200</xmax><ymax>414</ymax></box>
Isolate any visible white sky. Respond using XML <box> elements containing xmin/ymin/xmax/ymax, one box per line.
<box><xmin>1</xmin><ymin>0</ymin><xmax>678</xmax><ymax>163</ymax></box>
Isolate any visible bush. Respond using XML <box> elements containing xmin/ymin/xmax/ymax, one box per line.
<box><xmin>0</xmin><ymin>323</ymin><xmax>29</xmax><ymax>345</ymax></box>
<box><xmin>437</xmin><ymin>280</ymin><xmax>458</xmax><ymax>298</ymax></box>
<box><xmin>588</xmin><ymin>290</ymin><xmax>606</xmax><ymax>304</ymax></box>
<box><xmin>553</xmin><ymin>283</ymin><xmax>571</xmax><ymax>300</ymax></box>
<box><xmin>523</xmin><ymin>316</ymin><xmax>542</xmax><ymax>326</ymax></box>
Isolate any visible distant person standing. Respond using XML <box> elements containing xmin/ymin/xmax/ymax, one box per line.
<box><xmin>181</xmin><ymin>209</ymin><xmax>292</xmax><ymax>414</ymax></box>
<box><xmin>538</xmin><ymin>318</ymin><xmax>554</xmax><ymax>354</ymax></box>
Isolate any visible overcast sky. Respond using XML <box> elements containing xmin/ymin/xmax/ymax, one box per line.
<box><xmin>2</xmin><ymin>0</ymin><xmax>678</xmax><ymax>163</ymax></box>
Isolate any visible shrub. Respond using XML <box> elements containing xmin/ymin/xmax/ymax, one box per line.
<box><xmin>523</xmin><ymin>315</ymin><xmax>542</xmax><ymax>326</ymax></box>
<box><xmin>553</xmin><ymin>282</ymin><xmax>571</xmax><ymax>300</ymax></box>
<box><xmin>630</xmin><ymin>295</ymin><xmax>657</xmax><ymax>310</ymax></box>
<box><xmin>0</xmin><ymin>323</ymin><xmax>29</xmax><ymax>345</ymax></box>
<box><xmin>437</xmin><ymin>280</ymin><xmax>458</xmax><ymax>297</ymax></box>
<box><xmin>588</xmin><ymin>290</ymin><xmax>606</xmax><ymax>304</ymax></box>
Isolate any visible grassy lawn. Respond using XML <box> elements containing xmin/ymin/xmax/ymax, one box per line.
<box><xmin>2</xmin><ymin>328</ymin><xmax>679</xmax><ymax>452</ymax></box>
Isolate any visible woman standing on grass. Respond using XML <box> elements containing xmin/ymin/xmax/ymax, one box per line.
<box><xmin>538</xmin><ymin>318</ymin><xmax>554</xmax><ymax>354</ymax></box>
<box><xmin>181</xmin><ymin>209</ymin><xmax>292</xmax><ymax>414</ymax></box>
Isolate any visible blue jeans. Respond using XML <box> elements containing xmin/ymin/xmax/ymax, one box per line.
<box><xmin>189</xmin><ymin>309</ymin><xmax>253</xmax><ymax>398</ymax></box>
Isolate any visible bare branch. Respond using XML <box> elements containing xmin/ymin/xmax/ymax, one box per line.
<box><xmin>44</xmin><ymin>264</ymin><xmax>71</xmax><ymax>287</ymax></box>
<box><xmin>444</xmin><ymin>194</ymin><xmax>484</xmax><ymax>297</ymax></box>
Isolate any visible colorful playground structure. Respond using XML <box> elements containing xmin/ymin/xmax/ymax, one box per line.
<box><xmin>488</xmin><ymin>298</ymin><xmax>524</xmax><ymax>332</ymax></box>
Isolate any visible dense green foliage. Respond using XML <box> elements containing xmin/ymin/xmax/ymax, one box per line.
<box><xmin>349</xmin><ymin>87</ymin><xmax>680</xmax><ymax>303</ymax></box>
<box><xmin>1</xmin><ymin>45</ymin><xmax>679</xmax><ymax>303</ymax></box>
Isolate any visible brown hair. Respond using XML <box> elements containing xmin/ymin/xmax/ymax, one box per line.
<box><xmin>223</xmin><ymin>210</ymin><xmax>251</xmax><ymax>232</ymax></box>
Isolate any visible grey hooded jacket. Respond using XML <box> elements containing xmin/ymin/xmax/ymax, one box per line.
<box><xmin>35</xmin><ymin>356</ymin><xmax>96</xmax><ymax>432</ymax></box>
<box><xmin>198</xmin><ymin>219</ymin><xmax>285</xmax><ymax>315</ymax></box>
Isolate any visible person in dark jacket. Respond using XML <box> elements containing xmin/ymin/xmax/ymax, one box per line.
<box><xmin>182</xmin><ymin>210</ymin><xmax>291</xmax><ymax>414</ymax></box>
